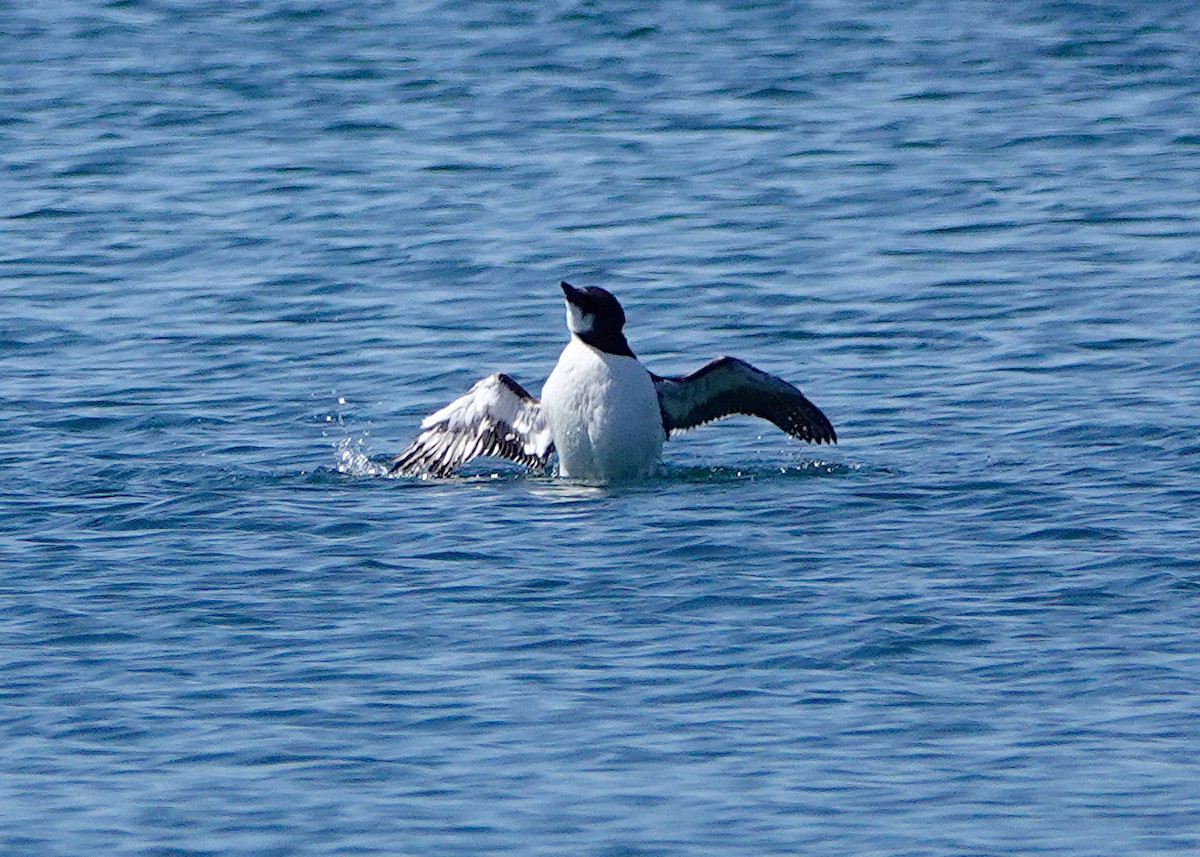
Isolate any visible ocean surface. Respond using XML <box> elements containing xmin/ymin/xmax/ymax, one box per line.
<box><xmin>3</xmin><ymin>1</ymin><xmax>1200</xmax><ymax>854</ymax></box>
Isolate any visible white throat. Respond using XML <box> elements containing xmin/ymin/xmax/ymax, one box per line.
<box><xmin>565</xmin><ymin>302</ymin><xmax>595</xmax><ymax>336</ymax></box>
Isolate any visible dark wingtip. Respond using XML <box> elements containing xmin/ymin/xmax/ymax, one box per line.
<box><xmin>817</xmin><ymin>418</ymin><xmax>838</xmax><ymax>445</ymax></box>
<box><xmin>793</xmin><ymin>404</ymin><xmax>837</xmax><ymax>445</ymax></box>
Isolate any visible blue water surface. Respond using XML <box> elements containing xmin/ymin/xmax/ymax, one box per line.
<box><xmin>3</xmin><ymin>1</ymin><xmax>1200</xmax><ymax>855</ymax></box>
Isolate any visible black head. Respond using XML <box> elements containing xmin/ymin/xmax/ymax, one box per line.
<box><xmin>560</xmin><ymin>281</ymin><xmax>634</xmax><ymax>357</ymax></box>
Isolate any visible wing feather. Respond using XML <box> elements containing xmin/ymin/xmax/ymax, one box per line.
<box><xmin>389</xmin><ymin>374</ymin><xmax>554</xmax><ymax>477</ymax></box>
<box><xmin>654</xmin><ymin>356</ymin><xmax>836</xmax><ymax>444</ymax></box>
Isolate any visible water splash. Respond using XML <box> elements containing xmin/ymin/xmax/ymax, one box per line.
<box><xmin>340</xmin><ymin>447</ymin><xmax>859</xmax><ymax>485</ymax></box>
<box><xmin>333</xmin><ymin>436</ymin><xmax>392</xmax><ymax>478</ymax></box>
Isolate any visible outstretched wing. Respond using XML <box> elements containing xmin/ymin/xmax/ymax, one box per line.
<box><xmin>654</xmin><ymin>356</ymin><xmax>836</xmax><ymax>444</ymax></box>
<box><xmin>389</xmin><ymin>374</ymin><xmax>554</xmax><ymax>477</ymax></box>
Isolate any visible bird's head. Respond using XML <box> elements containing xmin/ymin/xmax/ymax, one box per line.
<box><xmin>560</xmin><ymin>281</ymin><xmax>626</xmax><ymax>338</ymax></box>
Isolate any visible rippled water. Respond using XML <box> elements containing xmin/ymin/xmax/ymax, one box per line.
<box><xmin>3</xmin><ymin>1</ymin><xmax>1200</xmax><ymax>854</ymax></box>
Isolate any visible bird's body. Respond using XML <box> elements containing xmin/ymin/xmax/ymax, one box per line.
<box><xmin>390</xmin><ymin>282</ymin><xmax>836</xmax><ymax>483</ymax></box>
<box><xmin>540</xmin><ymin>336</ymin><xmax>665</xmax><ymax>481</ymax></box>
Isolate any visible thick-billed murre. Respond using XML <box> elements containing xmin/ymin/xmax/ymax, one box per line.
<box><xmin>390</xmin><ymin>282</ymin><xmax>836</xmax><ymax>481</ymax></box>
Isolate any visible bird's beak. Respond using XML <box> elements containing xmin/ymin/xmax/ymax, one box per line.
<box><xmin>561</xmin><ymin>281</ymin><xmax>583</xmax><ymax>304</ymax></box>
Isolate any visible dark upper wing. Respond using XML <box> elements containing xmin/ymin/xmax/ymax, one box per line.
<box><xmin>389</xmin><ymin>373</ymin><xmax>554</xmax><ymax>477</ymax></box>
<box><xmin>653</xmin><ymin>356</ymin><xmax>836</xmax><ymax>444</ymax></box>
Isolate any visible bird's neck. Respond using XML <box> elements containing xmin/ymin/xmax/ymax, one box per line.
<box><xmin>575</xmin><ymin>329</ymin><xmax>635</xmax><ymax>358</ymax></box>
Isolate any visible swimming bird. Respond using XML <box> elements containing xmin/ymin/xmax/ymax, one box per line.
<box><xmin>390</xmin><ymin>282</ymin><xmax>836</xmax><ymax>482</ymax></box>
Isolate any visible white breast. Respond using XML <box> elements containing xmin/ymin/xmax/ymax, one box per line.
<box><xmin>540</xmin><ymin>337</ymin><xmax>666</xmax><ymax>481</ymax></box>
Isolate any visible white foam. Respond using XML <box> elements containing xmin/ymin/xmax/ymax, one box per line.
<box><xmin>333</xmin><ymin>436</ymin><xmax>391</xmax><ymax>478</ymax></box>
